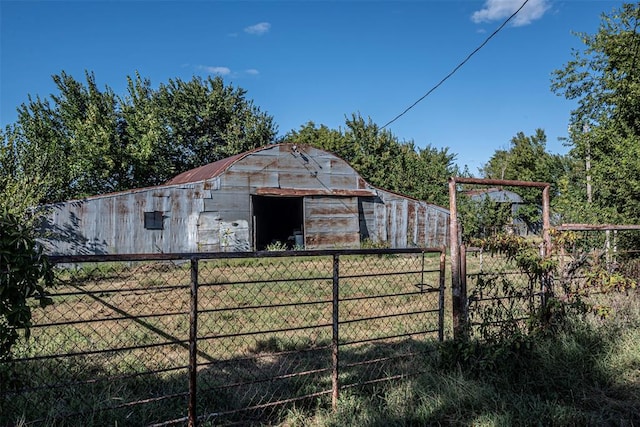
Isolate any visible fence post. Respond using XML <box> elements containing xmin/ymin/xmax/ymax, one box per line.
<box><xmin>331</xmin><ymin>254</ymin><xmax>340</xmax><ymax>410</ymax></box>
<box><xmin>438</xmin><ymin>249</ymin><xmax>446</xmax><ymax>342</ymax></box>
<box><xmin>460</xmin><ymin>245</ymin><xmax>468</xmax><ymax>337</ymax></box>
<box><xmin>189</xmin><ymin>258</ymin><xmax>199</xmax><ymax>427</ymax></box>
<box><xmin>541</xmin><ymin>185</ymin><xmax>553</xmax><ymax>309</ymax></box>
<box><xmin>449</xmin><ymin>178</ymin><xmax>465</xmax><ymax>340</ymax></box>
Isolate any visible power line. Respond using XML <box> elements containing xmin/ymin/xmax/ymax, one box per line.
<box><xmin>381</xmin><ymin>0</ymin><xmax>532</xmax><ymax>129</ymax></box>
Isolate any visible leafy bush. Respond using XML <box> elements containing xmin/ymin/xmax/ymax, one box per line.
<box><xmin>0</xmin><ymin>209</ymin><xmax>52</xmax><ymax>361</ymax></box>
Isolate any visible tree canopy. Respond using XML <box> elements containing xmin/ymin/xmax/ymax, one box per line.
<box><xmin>283</xmin><ymin>114</ymin><xmax>459</xmax><ymax>207</ymax></box>
<box><xmin>476</xmin><ymin>129</ymin><xmax>567</xmax><ymax>230</ymax></box>
<box><xmin>551</xmin><ymin>2</ymin><xmax>640</xmax><ymax>224</ymax></box>
<box><xmin>0</xmin><ymin>71</ymin><xmax>277</xmax><ymax>208</ymax></box>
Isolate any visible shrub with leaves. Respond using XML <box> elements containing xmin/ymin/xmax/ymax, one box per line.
<box><xmin>0</xmin><ymin>209</ymin><xmax>52</xmax><ymax>361</ymax></box>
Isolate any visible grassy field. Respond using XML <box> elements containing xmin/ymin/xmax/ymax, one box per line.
<box><xmin>2</xmin><ymin>252</ymin><xmax>446</xmax><ymax>426</ymax></box>
<box><xmin>2</xmin><ymin>250</ymin><xmax>638</xmax><ymax>425</ymax></box>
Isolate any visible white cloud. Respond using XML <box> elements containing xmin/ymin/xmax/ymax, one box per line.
<box><xmin>245</xmin><ymin>69</ymin><xmax>259</xmax><ymax>75</ymax></box>
<box><xmin>199</xmin><ymin>66</ymin><xmax>231</xmax><ymax>76</ymax></box>
<box><xmin>244</xmin><ymin>22</ymin><xmax>271</xmax><ymax>35</ymax></box>
<box><xmin>472</xmin><ymin>0</ymin><xmax>550</xmax><ymax>27</ymax></box>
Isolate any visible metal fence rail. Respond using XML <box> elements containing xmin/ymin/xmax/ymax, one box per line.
<box><xmin>0</xmin><ymin>248</ymin><xmax>445</xmax><ymax>426</ymax></box>
<box><xmin>463</xmin><ymin>246</ymin><xmax>542</xmax><ymax>340</ymax></box>
<box><xmin>462</xmin><ymin>229</ymin><xmax>640</xmax><ymax>341</ymax></box>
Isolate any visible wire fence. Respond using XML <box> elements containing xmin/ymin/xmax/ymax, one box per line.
<box><xmin>462</xmin><ymin>229</ymin><xmax>640</xmax><ymax>341</ymax></box>
<box><xmin>463</xmin><ymin>245</ymin><xmax>542</xmax><ymax>340</ymax></box>
<box><xmin>554</xmin><ymin>228</ymin><xmax>640</xmax><ymax>318</ymax></box>
<box><xmin>0</xmin><ymin>248</ymin><xmax>445</xmax><ymax>426</ymax></box>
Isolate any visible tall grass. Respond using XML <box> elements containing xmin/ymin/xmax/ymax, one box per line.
<box><xmin>287</xmin><ymin>291</ymin><xmax>640</xmax><ymax>426</ymax></box>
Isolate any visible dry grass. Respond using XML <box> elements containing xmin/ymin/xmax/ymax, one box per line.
<box><xmin>2</xmin><ymin>252</ymin><xmax>445</xmax><ymax>426</ymax></box>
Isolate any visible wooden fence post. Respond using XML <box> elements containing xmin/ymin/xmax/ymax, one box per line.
<box><xmin>449</xmin><ymin>178</ymin><xmax>465</xmax><ymax>340</ymax></box>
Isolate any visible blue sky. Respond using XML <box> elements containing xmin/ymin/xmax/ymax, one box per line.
<box><xmin>0</xmin><ymin>0</ymin><xmax>622</xmax><ymax>174</ymax></box>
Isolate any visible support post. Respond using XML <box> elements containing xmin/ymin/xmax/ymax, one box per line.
<box><xmin>459</xmin><ymin>244</ymin><xmax>468</xmax><ymax>336</ymax></box>
<box><xmin>188</xmin><ymin>258</ymin><xmax>199</xmax><ymax>427</ymax></box>
<box><xmin>449</xmin><ymin>178</ymin><xmax>464</xmax><ymax>340</ymax></box>
<box><xmin>438</xmin><ymin>248</ymin><xmax>446</xmax><ymax>342</ymax></box>
<box><xmin>331</xmin><ymin>254</ymin><xmax>340</xmax><ymax>410</ymax></box>
<box><xmin>542</xmin><ymin>185</ymin><xmax>551</xmax><ymax>257</ymax></box>
<box><xmin>541</xmin><ymin>185</ymin><xmax>553</xmax><ymax>303</ymax></box>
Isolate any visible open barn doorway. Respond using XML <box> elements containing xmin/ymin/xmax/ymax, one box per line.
<box><xmin>252</xmin><ymin>195</ymin><xmax>304</xmax><ymax>250</ymax></box>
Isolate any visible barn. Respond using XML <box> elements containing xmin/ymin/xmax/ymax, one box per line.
<box><xmin>39</xmin><ymin>143</ymin><xmax>450</xmax><ymax>255</ymax></box>
<box><xmin>464</xmin><ymin>187</ymin><xmax>535</xmax><ymax>235</ymax></box>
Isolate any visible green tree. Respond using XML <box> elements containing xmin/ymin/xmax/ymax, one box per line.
<box><xmin>284</xmin><ymin>114</ymin><xmax>457</xmax><ymax>206</ymax></box>
<box><xmin>481</xmin><ymin>129</ymin><xmax>566</xmax><ymax>186</ymax></box>
<box><xmin>551</xmin><ymin>2</ymin><xmax>640</xmax><ymax>224</ymax></box>
<box><xmin>0</xmin><ymin>209</ymin><xmax>52</xmax><ymax>361</ymax></box>
<box><xmin>457</xmin><ymin>194</ymin><xmax>514</xmax><ymax>242</ymax></box>
<box><xmin>480</xmin><ymin>129</ymin><xmax>568</xmax><ymax>227</ymax></box>
<box><xmin>0</xmin><ymin>125</ymin><xmax>49</xmax><ymax>220</ymax></box>
<box><xmin>15</xmin><ymin>71</ymin><xmax>124</xmax><ymax>201</ymax></box>
<box><xmin>147</xmin><ymin>75</ymin><xmax>277</xmax><ymax>181</ymax></box>
<box><xmin>4</xmin><ymin>71</ymin><xmax>278</xmax><ymax>204</ymax></box>
<box><xmin>284</xmin><ymin>121</ymin><xmax>349</xmax><ymax>160</ymax></box>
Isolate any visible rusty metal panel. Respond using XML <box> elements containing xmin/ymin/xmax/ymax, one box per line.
<box><xmin>305</xmin><ymin>232</ymin><xmax>360</xmax><ymax>248</ymax></box>
<box><xmin>219</xmin><ymin>220</ymin><xmax>250</xmax><ymax>251</ymax></box>
<box><xmin>374</xmin><ymin>197</ymin><xmax>388</xmax><ymax>243</ymax></box>
<box><xmin>256</xmin><ymin>188</ymin><xmax>375</xmax><ymax>197</ymax></box>
<box><xmin>305</xmin><ymin>198</ymin><xmax>359</xmax><ymax>216</ymax></box>
<box><xmin>416</xmin><ymin>204</ymin><xmax>426</xmax><ymax>244</ymax></box>
<box><xmin>385</xmin><ymin>198</ymin><xmax>409</xmax><ymax>248</ymax></box>
<box><xmin>358</xmin><ymin>196</ymin><xmax>378</xmax><ymax>242</ymax></box>
<box><xmin>328</xmin><ymin>174</ymin><xmax>359</xmax><ymax>189</ymax></box>
<box><xmin>204</xmin><ymin>192</ymin><xmax>250</xmax><ymax>213</ymax></box>
<box><xmin>408</xmin><ymin>202</ymin><xmax>417</xmax><ymax>246</ymax></box>
<box><xmin>370</xmin><ymin>189</ymin><xmax>450</xmax><ymax>249</ymax></box>
<box><xmin>197</xmin><ymin>212</ymin><xmax>221</xmax><ymax>251</ymax></box>
<box><xmin>220</xmin><ymin>170</ymin><xmax>279</xmax><ymax>189</ymax></box>
<box><xmin>40</xmin><ymin>185</ymin><xmax>207</xmax><ymax>255</ymax></box>
<box><xmin>304</xmin><ymin>196</ymin><xmax>359</xmax><ymax>249</ymax></box>
<box><xmin>165</xmin><ymin>152</ymin><xmax>246</xmax><ymax>185</ymax></box>
<box><xmin>220</xmin><ymin>145</ymin><xmax>362</xmax><ymax>192</ymax></box>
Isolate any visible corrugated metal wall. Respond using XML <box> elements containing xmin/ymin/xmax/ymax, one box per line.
<box><xmin>304</xmin><ymin>196</ymin><xmax>360</xmax><ymax>249</ymax></box>
<box><xmin>39</xmin><ymin>144</ymin><xmax>449</xmax><ymax>255</ymax></box>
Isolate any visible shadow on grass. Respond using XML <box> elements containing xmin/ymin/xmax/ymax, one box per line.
<box><xmin>2</xmin><ymin>319</ymin><xmax>639</xmax><ymax>426</ymax></box>
<box><xmin>323</xmin><ymin>320</ymin><xmax>640</xmax><ymax>427</ymax></box>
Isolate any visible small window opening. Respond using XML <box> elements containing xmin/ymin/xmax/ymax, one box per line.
<box><xmin>144</xmin><ymin>211</ymin><xmax>164</xmax><ymax>230</ymax></box>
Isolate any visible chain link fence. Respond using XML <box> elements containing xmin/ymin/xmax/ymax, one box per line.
<box><xmin>462</xmin><ymin>228</ymin><xmax>640</xmax><ymax>341</ymax></box>
<box><xmin>554</xmin><ymin>227</ymin><xmax>640</xmax><ymax>319</ymax></box>
<box><xmin>463</xmin><ymin>245</ymin><xmax>543</xmax><ymax>341</ymax></box>
<box><xmin>0</xmin><ymin>248</ymin><xmax>445</xmax><ymax>426</ymax></box>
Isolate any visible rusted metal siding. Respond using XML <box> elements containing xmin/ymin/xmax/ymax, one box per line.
<box><xmin>370</xmin><ymin>189</ymin><xmax>449</xmax><ymax>248</ymax></box>
<box><xmin>304</xmin><ymin>196</ymin><xmax>360</xmax><ymax>249</ymax></box>
<box><xmin>39</xmin><ymin>143</ymin><xmax>450</xmax><ymax>255</ymax></box>
<box><xmin>220</xmin><ymin>144</ymin><xmax>363</xmax><ymax>192</ymax></box>
<box><xmin>40</xmin><ymin>185</ymin><xmax>206</xmax><ymax>255</ymax></box>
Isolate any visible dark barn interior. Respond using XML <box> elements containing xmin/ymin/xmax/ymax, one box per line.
<box><xmin>252</xmin><ymin>195</ymin><xmax>304</xmax><ymax>249</ymax></box>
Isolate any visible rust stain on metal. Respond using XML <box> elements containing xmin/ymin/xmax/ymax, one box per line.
<box><xmin>256</xmin><ymin>187</ymin><xmax>375</xmax><ymax>197</ymax></box>
<box><xmin>165</xmin><ymin>153</ymin><xmax>246</xmax><ymax>185</ymax></box>
<box><xmin>40</xmin><ymin>143</ymin><xmax>451</xmax><ymax>255</ymax></box>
